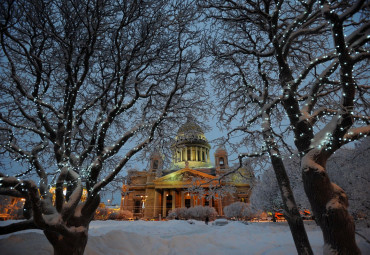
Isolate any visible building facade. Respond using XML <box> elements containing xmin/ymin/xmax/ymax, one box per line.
<box><xmin>121</xmin><ymin>118</ymin><xmax>254</xmax><ymax>219</ymax></box>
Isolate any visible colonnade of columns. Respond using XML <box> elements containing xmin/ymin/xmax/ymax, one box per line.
<box><xmin>174</xmin><ymin>146</ymin><xmax>210</xmax><ymax>163</ymax></box>
<box><xmin>153</xmin><ymin>188</ymin><xmax>222</xmax><ymax>217</ymax></box>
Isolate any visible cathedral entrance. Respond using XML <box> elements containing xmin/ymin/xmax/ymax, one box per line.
<box><xmin>166</xmin><ymin>195</ymin><xmax>172</xmax><ymax>215</ymax></box>
<box><xmin>185</xmin><ymin>199</ymin><xmax>191</xmax><ymax>208</ymax></box>
<box><xmin>134</xmin><ymin>200</ymin><xmax>141</xmax><ymax>214</ymax></box>
<box><xmin>204</xmin><ymin>196</ymin><xmax>209</xmax><ymax>207</ymax></box>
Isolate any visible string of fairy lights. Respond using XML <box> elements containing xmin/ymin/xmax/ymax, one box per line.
<box><xmin>229</xmin><ymin>1</ymin><xmax>369</xmax><ymax>162</ymax></box>
<box><xmin>1</xmin><ymin>1</ymin><xmax>369</xmax><ymax>200</ymax></box>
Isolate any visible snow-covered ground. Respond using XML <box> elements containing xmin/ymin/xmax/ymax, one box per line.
<box><xmin>0</xmin><ymin>220</ymin><xmax>369</xmax><ymax>255</ymax></box>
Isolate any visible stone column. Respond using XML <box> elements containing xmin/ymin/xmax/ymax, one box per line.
<box><xmin>218</xmin><ymin>198</ymin><xmax>223</xmax><ymax>215</ymax></box>
<box><xmin>181</xmin><ymin>191</ymin><xmax>185</xmax><ymax>208</ymax></box>
<box><xmin>162</xmin><ymin>190</ymin><xmax>167</xmax><ymax>217</ymax></box>
<box><xmin>120</xmin><ymin>197</ymin><xmax>124</xmax><ymax>210</ymax></box>
<box><xmin>171</xmin><ymin>190</ymin><xmax>176</xmax><ymax>210</ymax></box>
<box><xmin>153</xmin><ymin>189</ymin><xmax>159</xmax><ymax>217</ymax></box>
<box><xmin>176</xmin><ymin>190</ymin><xmax>180</xmax><ymax>208</ymax></box>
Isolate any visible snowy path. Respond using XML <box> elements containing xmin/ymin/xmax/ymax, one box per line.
<box><xmin>0</xmin><ymin>220</ymin><xmax>369</xmax><ymax>255</ymax></box>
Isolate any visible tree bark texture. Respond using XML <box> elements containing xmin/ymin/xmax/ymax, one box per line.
<box><xmin>270</xmin><ymin>154</ymin><xmax>313</xmax><ymax>255</ymax></box>
<box><xmin>45</xmin><ymin>229</ymin><xmax>88</xmax><ymax>255</ymax></box>
<box><xmin>302</xmin><ymin>150</ymin><xmax>361</xmax><ymax>255</ymax></box>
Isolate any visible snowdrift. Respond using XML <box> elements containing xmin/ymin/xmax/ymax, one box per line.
<box><xmin>0</xmin><ymin>220</ymin><xmax>369</xmax><ymax>255</ymax></box>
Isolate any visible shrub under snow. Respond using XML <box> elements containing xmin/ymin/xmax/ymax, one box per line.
<box><xmin>224</xmin><ymin>202</ymin><xmax>255</xmax><ymax>220</ymax></box>
<box><xmin>94</xmin><ymin>208</ymin><xmax>133</xmax><ymax>221</ymax></box>
<box><xmin>167</xmin><ymin>207</ymin><xmax>189</xmax><ymax>219</ymax></box>
<box><xmin>94</xmin><ymin>208</ymin><xmax>110</xmax><ymax>220</ymax></box>
<box><xmin>167</xmin><ymin>206</ymin><xmax>217</xmax><ymax>221</ymax></box>
<box><xmin>108</xmin><ymin>210</ymin><xmax>134</xmax><ymax>220</ymax></box>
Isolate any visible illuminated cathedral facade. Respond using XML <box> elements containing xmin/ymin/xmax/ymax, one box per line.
<box><xmin>120</xmin><ymin>118</ymin><xmax>254</xmax><ymax>219</ymax></box>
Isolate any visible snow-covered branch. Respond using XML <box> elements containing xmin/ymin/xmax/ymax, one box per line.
<box><xmin>343</xmin><ymin>126</ymin><xmax>370</xmax><ymax>144</ymax></box>
<box><xmin>0</xmin><ymin>220</ymin><xmax>40</xmax><ymax>235</ymax></box>
<box><xmin>0</xmin><ymin>1</ymin><xmax>207</xmax><ymax>252</ymax></box>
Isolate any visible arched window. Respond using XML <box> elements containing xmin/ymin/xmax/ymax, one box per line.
<box><xmin>153</xmin><ymin>160</ymin><xmax>158</xmax><ymax>169</ymax></box>
<box><xmin>219</xmin><ymin>157</ymin><xmax>224</xmax><ymax>168</ymax></box>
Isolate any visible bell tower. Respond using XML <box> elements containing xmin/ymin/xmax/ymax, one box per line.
<box><xmin>149</xmin><ymin>151</ymin><xmax>163</xmax><ymax>173</ymax></box>
<box><xmin>147</xmin><ymin>151</ymin><xmax>163</xmax><ymax>183</ymax></box>
<box><xmin>215</xmin><ymin>147</ymin><xmax>228</xmax><ymax>175</ymax></box>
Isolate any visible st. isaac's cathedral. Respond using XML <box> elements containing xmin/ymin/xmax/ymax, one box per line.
<box><xmin>120</xmin><ymin>118</ymin><xmax>255</xmax><ymax>219</ymax></box>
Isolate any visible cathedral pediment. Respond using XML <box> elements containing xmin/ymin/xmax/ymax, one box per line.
<box><xmin>154</xmin><ymin>168</ymin><xmax>215</xmax><ymax>184</ymax></box>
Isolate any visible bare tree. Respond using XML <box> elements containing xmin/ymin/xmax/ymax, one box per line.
<box><xmin>201</xmin><ymin>0</ymin><xmax>369</xmax><ymax>254</ymax></box>
<box><xmin>0</xmin><ymin>0</ymin><xmax>206</xmax><ymax>254</ymax></box>
<box><xmin>326</xmin><ymin>137</ymin><xmax>370</xmax><ymax>220</ymax></box>
<box><xmin>202</xmin><ymin>0</ymin><xmax>314</xmax><ymax>253</ymax></box>
<box><xmin>251</xmin><ymin>156</ymin><xmax>311</xmax><ymax>213</ymax></box>
<box><xmin>252</xmin><ymin>138</ymin><xmax>370</xmax><ymax>220</ymax></box>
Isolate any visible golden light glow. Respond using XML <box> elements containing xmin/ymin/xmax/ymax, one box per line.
<box><xmin>49</xmin><ymin>187</ymin><xmax>87</xmax><ymax>202</ymax></box>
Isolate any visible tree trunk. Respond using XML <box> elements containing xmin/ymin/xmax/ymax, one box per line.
<box><xmin>45</xmin><ymin>229</ymin><xmax>88</xmax><ymax>255</ymax></box>
<box><xmin>270</xmin><ymin>154</ymin><xmax>314</xmax><ymax>255</ymax></box>
<box><xmin>302</xmin><ymin>150</ymin><xmax>361</xmax><ymax>254</ymax></box>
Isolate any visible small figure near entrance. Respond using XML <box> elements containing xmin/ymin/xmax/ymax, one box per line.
<box><xmin>205</xmin><ymin>216</ymin><xmax>209</xmax><ymax>225</ymax></box>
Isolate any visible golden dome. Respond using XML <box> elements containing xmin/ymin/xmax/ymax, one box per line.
<box><xmin>171</xmin><ymin>117</ymin><xmax>212</xmax><ymax>169</ymax></box>
<box><xmin>177</xmin><ymin>119</ymin><xmax>203</xmax><ymax>136</ymax></box>
<box><xmin>175</xmin><ymin>117</ymin><xmax>210</xmax><ymax>148</ymax></box>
